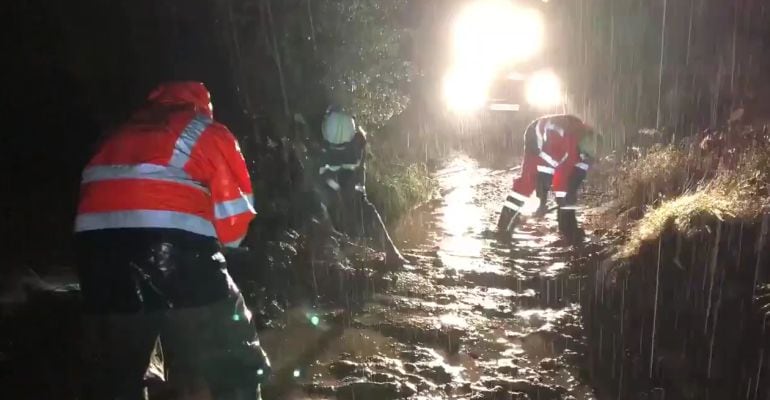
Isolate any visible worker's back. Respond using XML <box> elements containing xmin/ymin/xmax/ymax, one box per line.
<box><xmin>75</xmin><ymin>83</ymin><xmax>270</xmax><ymax>400</ymax></box>
<box><xmin>75</xmin><ymin>82</ymin><xmax>255</xmax><ymax>248</ymax></box>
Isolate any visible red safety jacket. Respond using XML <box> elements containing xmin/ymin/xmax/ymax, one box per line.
<box><xmin>548</xmin><ymin>115</ymin><xmax>591</xmax><ymax>197</ymax></box>
<box><xmin>534</xmin><ymin>114</ymin><xmax>584</xmax><ymax>175</ymax></box>
<box><xmin>74</xmin><ymin>82</ymin><xmax>255</xmax><ymax>248</ymax></box>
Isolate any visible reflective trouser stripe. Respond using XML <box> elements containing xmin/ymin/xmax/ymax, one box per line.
<box><xmin>81</xmin><ymin>163</ymin><xmax>208</xmax><ymax>192</ymax></box>
<box><xmin>576</xmin><ymin>162</ymin><xmax>590</xmax><ymax>170</ymax></box>
<box><xmin>503</xmin><ymin>201</ymin><xmax>520</xmax><ymax>211</ymax></box>
<box><xmin>508</xmin><ymin>191</ymin><xmax>529</xmax><ymax>203</ymax></box>
<box><xmin>74</xmin><ymin>210</ymin><xmax>217</xmax><ymax>237</ymax></box>
<box><xmin>214</xmin><ymin>194</ymin><xmax>255</xmax><ymax>219</ymax></box>
<box><xmin>539</xmin><ymin>151</ymin><xmax>559</xmax><ymax>168</ymax></box>
<box><xmin>554</xmin><ymin>191</ymin><xmax>567</xmax><ymax>198</ymax></box>
<box><xmin>169</xmin><ymin>115</ymin><xmax>213</xmax><ymax>169</ymax></box>
<box><xmin>560</xmin><ymin>205</ymin><xmax>580</xmax><ymax>210</ymax></box>
<box><xmin>537</xmin><ymin>165</ymin><xmax>555</xmax><ymax>174</ymax></box>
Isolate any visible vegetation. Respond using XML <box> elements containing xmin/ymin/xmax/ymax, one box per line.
<box><xmin>218</xmin><ymin>0</ymin><xmax>434</xmax><ymax>220</ymax></box>
<box><xmin>608</xmin><ymin>145</ymin><xmax>705</xmax><ymax>215</ymax></box>
<box><xmin>366</xmin><ymin>156</ymin><xmax>435</xmax><ymax>223</ymax></box>
<box><xmin>607</xmin><ymin>139</ymin><xmax>770</xmax><ymax>259</ymax></box>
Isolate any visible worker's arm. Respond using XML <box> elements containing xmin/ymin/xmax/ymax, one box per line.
<box><xmin>575</xmin><ymin>127</ymin><xmax>598</xmax><ymax>172</ymax></box>
<box><xmin>523</xmin><ymin>121</ymin><xmax>540</xmax><ymax>156</ymax></box>
<box><xmin>536</xmin><ymin>118</ymin><xmax>564</xmax><ymax>169</ymax></box>
<box><xmin>353</xmin><ymin>131</ymin><xmax>367</xmax><ymax>191</ymax></box>
<box><xmin>205</xmin><ymin>125</ymin><xmax>256</xmax><ymax>248</ymax></box>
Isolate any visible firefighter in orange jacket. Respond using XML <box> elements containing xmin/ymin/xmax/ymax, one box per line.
<box><xmin>497</xmin><ymin>114</ymin><xmax>592</xmax><ymax>239</ymax></box>
<box><xmin>74</xmin><ymin>82</ymin><xmax>269</xmax><ymax>399</ymax></box>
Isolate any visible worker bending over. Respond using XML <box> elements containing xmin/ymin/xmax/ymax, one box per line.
<box><xmin>497</xmin><ymin>114</ymin><xmax>594</xmax><ymax>241</ymax></box>
<box><xmin>317</xmin><ymin>108</ymin><xmax>407</xmax><ymax>268</ymax></box>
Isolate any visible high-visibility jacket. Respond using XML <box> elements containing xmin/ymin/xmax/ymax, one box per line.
<box><xmin>508</xmin><ymin>115</ymin><xmax>589</xmax><ymax>205</ymax></box>
<box><xmin>550</xmin><ymin>115</ymin><xmax>592</xmax><ymax>198</ymax></box>
<box><xmin>74</xmin><ymin>82</ymin><xmax>255</xmax><ymax>248</ymax></box>
<box><xmin>524</xmin><ymin>114</ymin><xmax>586</xmax><ymax>175</ymax></box>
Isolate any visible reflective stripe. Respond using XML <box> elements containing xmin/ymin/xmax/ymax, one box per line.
<box><xmin>319</xmin><ymin>161</ymin><xmax>361</xmax><ymax>175</ymax></box>
<box><xmin>81</xmin><ymin>163</ymin><xmax>208</xmax><ymax>192</ymax></box>
<box><xmin>543</xmin><ymin>119</ymin><xmax>564</xmax><ymax>137</ymax></box>
<box><xmin>576</xmin><ymin>162</ymin><xmax>590</xmax><ymax>171</ymax></box>
<box><xmin>554</xmin><ymin>191</ymin><xmax>567</xmax><ymax>198</ymax></box>
<box><xmin>214</xmin><ymin>194</ymin><xmax>255</xmax><ymax>220</ymax></box>
<box><xmin>539</xmin><ymin>151</ymin><xmax>560</xmax><ymax>168</ymax></box>
<box><xmin>535</xmin><ymin>120</ymin><xmax>545</xmax><ymax>149</ymax></box>
<box><xmin>508</xmin><ymin>191</ymin><xmax>529</xmax><ymax>203</ymax></box>
<box><xmin>75</xmin><ymin>210</ymin><xmax>217</xmax><ymax>237</ymax></box>
<box><xmin>326</xmin><ymin>179</ymin><xmax>340</xmax><ymax>191</ymax></box>
<box><xmin>224</xmin><ymin>236</ymin><xmax>246</xmax><ymax>248</ymax></box>
<box><xmin>560</xmin><ymin>205</ymin><xmax>580</xmax><ymax>210</ymax></box>
<box><xmin>537</xmin><ymin>165</ymin><xmax>555</xmax><ymax>174</ymax></box>
<box><xmin>169</xmin><ymin>115</ymin><xmax>212</xmax><ymax>169</ymax></box>
<box><xmin>503</xmin><ymin>201</ymin><xmax>520</xmax><ymax>211</ymax></box>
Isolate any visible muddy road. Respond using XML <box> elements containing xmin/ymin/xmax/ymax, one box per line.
<box><xmin>262</xmin><ymin>155</ymin><xmax>603</xmax><ymax>400</ymax></box>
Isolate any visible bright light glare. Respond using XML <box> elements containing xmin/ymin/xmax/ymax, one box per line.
<box><xmin>525</xmin><ymin>70</ymin><xmax>563</xmax><ymax>109</ymax></box>
<box><xmin>453</xmin><ymin>1</ymin><xmax>544</xmax><ymax>67</ymax></box>
<box><xmin>443</xmin><ymin>67</ymin><xmax>492</xmax><ymax>113</ymax></box>
<box><xmin>446</xmin><ymin>0</ymin><xmax>545</xmax><ymax>114</ymax></box>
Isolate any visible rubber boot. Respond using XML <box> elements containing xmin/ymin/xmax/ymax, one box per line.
<box><xmin>385</xmin><ymin>246</ymin><xmax>407</xmax><ymax>269</ymax></box>
<box><xmin>497</xmin><ymin>206</ymin><xmax>520</xmax><ymax>235</ymax></box>
<box><xmin>534</xmin><ymin>172</ymin><xmax>552</xmax><ymax>218</ymax></box>
<box><xmin>557</xmin><ymin>209</ymin><xmax>578</xmax><ymax>243</ymax></box>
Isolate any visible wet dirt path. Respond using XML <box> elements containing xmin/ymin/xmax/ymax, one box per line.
<box><xmin>265</xmin><ymin>155</ymin><xmax>600</xmax><ymax>399</ymax></box>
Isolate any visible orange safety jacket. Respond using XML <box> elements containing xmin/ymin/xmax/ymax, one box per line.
<box><xmin>74</xmin><ymin>82</ymin><xmax>255</xmax><ymax>248</ymax></box>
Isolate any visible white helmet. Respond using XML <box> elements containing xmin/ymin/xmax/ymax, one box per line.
<box><xmin>321</xmin><ymin>111</ymin><xmax>356</xmax><ymax>144</ymax></box>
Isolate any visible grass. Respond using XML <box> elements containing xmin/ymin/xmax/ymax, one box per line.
<box><xmin>365</xmin><ymin>153</ymin><xmax>436</xmax><ymax>223</ymax></box>
<box><xmin>615</xmin><ymin>143</ymin><xmax>770</xmax><ymax>259</ymax></box>
<box><xmin>609</xmin><ymin>144</ymin><xmax>709</xmax><ymax>215</ymax></box>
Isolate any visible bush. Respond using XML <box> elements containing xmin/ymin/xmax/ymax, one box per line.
<box><xmin>365</xmin><ymin>155</ymin><xmax>436</xmax><ymax>223</ymax></box>
<box><xmin>610</xmin><ymin>144</ymin><xmax>708</xmax><ymax>215</ymax></box>
<box><xmin>617</xmin><ymin>144</ymin><xmax>770</xmax><ymax>258</ymax></box>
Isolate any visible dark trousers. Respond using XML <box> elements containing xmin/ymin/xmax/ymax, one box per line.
<box><xmin>319</xmin><ymin>179</ymin><xmax>399</xmax><ymax>256</ymax></box>
<box><xmin>557</xmin><ymin>168</ymin><xmax>587</xmax><ymax>239</ymax></box>
<box><xmin>75</xmin><ymin>229</ymin><xmax>268</xmax><ymax>400</ymax></box>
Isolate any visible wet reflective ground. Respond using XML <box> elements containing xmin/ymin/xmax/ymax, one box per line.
<box><xmin>264</xmin><ymin>155</ymin><xmax>601</xmax><ymax>399</ymax></box>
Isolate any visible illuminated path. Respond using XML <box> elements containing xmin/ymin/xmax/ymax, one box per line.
<box><xmin>265</xmin><ymin>154</ymin><xmax>599</xmax><ymax>399</ymax></box>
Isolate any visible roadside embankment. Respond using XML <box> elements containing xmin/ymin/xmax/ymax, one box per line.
<box><xmin>582</xmin><ymin>131</ymin><xmax>770</xmax><ymax>399</ymax></box>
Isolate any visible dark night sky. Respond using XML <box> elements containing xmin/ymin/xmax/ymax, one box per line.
<box><xmin>1</xmin><ymin>0</ymin><xmax>246</xmax><ymax>268</ymax></box>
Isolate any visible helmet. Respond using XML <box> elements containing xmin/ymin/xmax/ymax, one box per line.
<box><xmin>321</xmin><ymin>111</ymin><xmax>356</xmax><ymax>144</ymax></box>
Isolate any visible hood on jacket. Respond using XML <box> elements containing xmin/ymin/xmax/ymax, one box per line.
<box><xmin>147</xmin><ymin>81</ymin><xmax>213</xmax><ymax>118</ymax></box>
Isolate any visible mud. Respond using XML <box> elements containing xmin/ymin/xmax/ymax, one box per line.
<box><xmin>262</xmin><ymin>155</ymin><xmax>603</xmax><ymax>399</ymax></box>
<box><xmin>0</xmin><ymin>154</ymin><xmax>604</xmax><ymax>399</ymax></box>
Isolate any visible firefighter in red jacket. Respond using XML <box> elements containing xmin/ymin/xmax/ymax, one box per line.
<box><xmin>552</xmin><ymin>121</ymin><xmax>598</xmax><ymax>241</ymax></box>
<box><xmin>74</xmin><ymin>82</ymin><xmax>269</xmax><ymax>399</ymax></box>
<box><xmin>497</xmin><ymin>114</ymin><xmax>593</xmax><ymax>240</ymax></box>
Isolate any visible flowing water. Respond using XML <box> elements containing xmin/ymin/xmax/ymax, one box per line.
<box><xmin>264</xmin><ymin>154</ymin><xmax>601</xmax><ymax>399</ymax></box>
